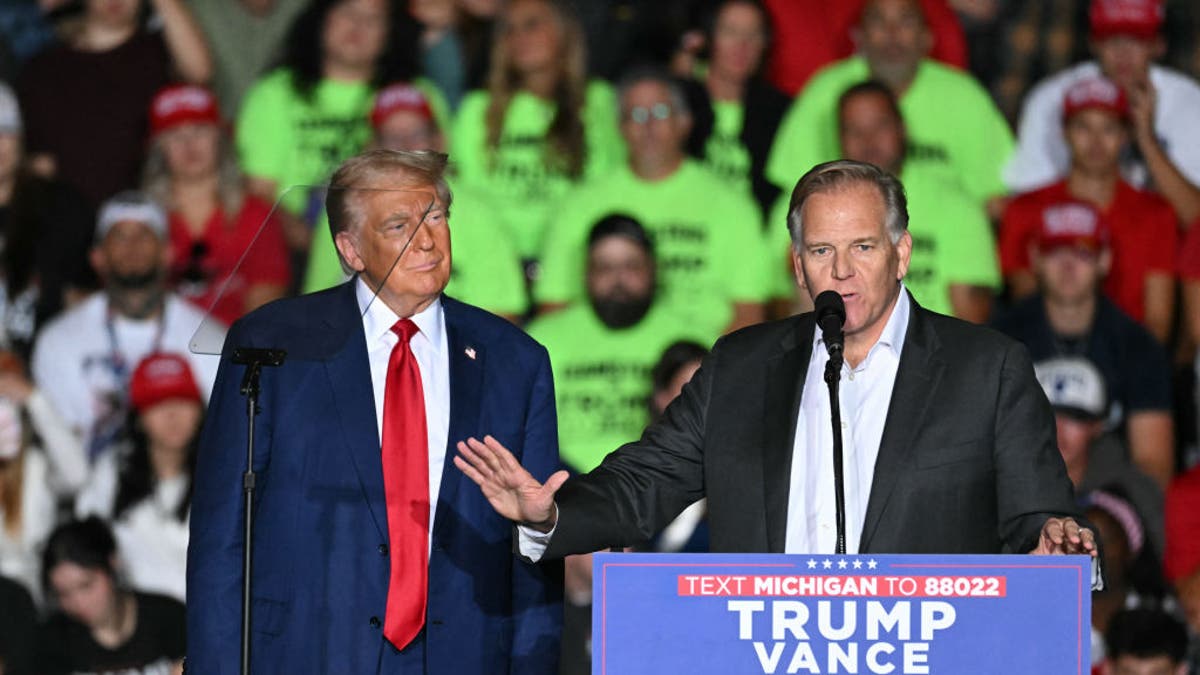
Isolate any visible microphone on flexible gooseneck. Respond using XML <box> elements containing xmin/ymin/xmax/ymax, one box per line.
<box><xmin>814</xmin><ymin>290</ymin><xmax>848</xmax><ymax>555</ymax></box>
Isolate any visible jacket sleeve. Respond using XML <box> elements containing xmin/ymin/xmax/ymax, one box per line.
<box><xmin>509</xmin><ymin>348</ymin><xmax>564</xmax><ymax>675</ymax></box>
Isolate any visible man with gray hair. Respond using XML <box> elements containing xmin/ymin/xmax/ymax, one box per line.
<box><xmin>459</xmin><ymin>159</ymin><xmax>1099</xmax><ymax>567</ymax></box>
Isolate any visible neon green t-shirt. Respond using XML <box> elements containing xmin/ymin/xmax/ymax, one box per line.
<box><xmin>536</xmin><ymin>160</ymin><xmax>769</xmax><ymax>335</ymax></box>
<box><xmin>302</xmin><ymin>180</ymin><xmax>527</xmax><ymax>317</ymax></box>
<box><xmin>450</xmin><ymin>80</ymin><xmax>625</xmax><ymax>258</ymax></box>
<box><xmin>703</xmin><ymin>100</ymin><xmax>752</xmax><ymax>196</ymax></box>
<box><xmin>765</xmin><ymin>56</ymin><xmax>1014</xmax><ymax>205</ymax></box>
<box><xmin>526</xmin><ymin>304</ymin><xmax>716</xmax><ymax>472</ymax></box>
<box><xmin>764</xmin><ymin>164</ymin><xmax>1000</xmax><ymax>316</ymax></box>
<box><xmin>236</xmin><ymin>70</ymin><xmax>449</xmax><ymax>218</ymax></box>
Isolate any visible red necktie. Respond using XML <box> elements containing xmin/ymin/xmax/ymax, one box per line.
<box><xmin>381</xmin><ymin>318</ymin><xmax>429</xmax><ymax>649</ymax></box>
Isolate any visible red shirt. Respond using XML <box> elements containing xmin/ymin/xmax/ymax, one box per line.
<box><xmin>763</xmin><ymin>0</ymin><xmax>967</xmax><ymax>96</ymax></box>
<box><xmin>999</xmin><ymin>180</ymin><xmax>1178</xmax><ymax>321</ymax></box>
<box><xmin>169</xmin><ymin>194</ymin><xmax>291</xmax><ymax>326</ymax></box>
<box><xmin>1180</xmin><ymin>219</ymin><xmax>1200</xmax><ymax>281</ymax></box>
<box><xmin>1164</xmin><ymin>466</ymin><xmax>1200</xmax><ymax>583</ymax></box>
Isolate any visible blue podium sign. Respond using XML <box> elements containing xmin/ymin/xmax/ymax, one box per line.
<box><xmin>593</xmin><ymin>553</ymin><xmax>1091</xmax><ymax>674</ymax></box>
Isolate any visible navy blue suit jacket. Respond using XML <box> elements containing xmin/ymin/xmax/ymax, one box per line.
<box><xmin>186</xmin><ymin>282</ymin><xmax>562</xmax><ymax>674</ymax></box>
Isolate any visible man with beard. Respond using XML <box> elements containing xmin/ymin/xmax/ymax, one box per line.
<box><xmin>31</xmin><ymin>191</ymin><xmax>218</xmax><ymax>465</ymax></box>
<box><xmin>528</xmin><ymin>215</ymin><xmax>715</xmax><ymax>476</ymax></box>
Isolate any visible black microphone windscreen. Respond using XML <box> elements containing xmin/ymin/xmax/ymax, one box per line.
<box><xmin>814</xmin><ymin>290</ymin><xmax>845</xmax><ymax>326</ymax></box>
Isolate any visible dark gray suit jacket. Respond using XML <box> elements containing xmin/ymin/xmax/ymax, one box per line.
<box><xmin>545</xmin><ymin>296</ymin><xmax>1079</xmax><ymax>557</ymax></box>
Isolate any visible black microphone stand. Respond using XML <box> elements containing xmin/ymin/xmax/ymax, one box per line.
<box><xmin>232</xmin><ymin>348</ymin><xmax>286</xmax><ymax>675</ymax></box>
<box><xmin>823</xmin><ymin>343</ymin><xmax>847</xmax><ymax>555</ymax></box>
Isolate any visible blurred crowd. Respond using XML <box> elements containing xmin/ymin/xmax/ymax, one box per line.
<box><xmin>0</xmin><ymin>0</ymin><xmax>1198</xmax><ymax>673</ymax></box>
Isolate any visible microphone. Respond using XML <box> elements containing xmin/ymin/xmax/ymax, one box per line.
<box><xmin>814</xmin><ymin>290</ymin><xmax>846</xmax><ymax>361</ymax></box>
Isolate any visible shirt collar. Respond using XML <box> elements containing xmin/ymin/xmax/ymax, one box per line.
<box><xmin>355</xmin><ymin>275</ymin><xmax>444</xmax><ymax>352</ymax></box>
<box><xmin>812</xmin><ymin>283</ymin><xmax>911</xmax><ymax>359</ymax></box>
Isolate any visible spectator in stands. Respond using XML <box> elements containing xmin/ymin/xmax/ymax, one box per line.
<box><xmin>142</xmin><ymin>84</ymin><xmax>289</xmax><ymax>326</ymax></box>
<box><xmin>767</xmin><ymin>80</ymin><xmax>999</xmax><ymax>322</ymax></box>
<box><xmin>0</xmin><ymin>352</ymin><xmax>87</xmax><ymax>602</ymax></box>
<box><xmin>1006</xmin><ymin>0</ymin><xmax>1200</xmax><ymax>227</ymax></box>
<box><xmin>75</xmin><ymin>353</ymin><xmax>200</xmax><ymax>603</ymax></box>
<box><xmin>765</xmin><ymin>0</ymin><xmax>1012</xmax><ymax>214</ymax></box>
<box><xmin>1164</xmin><ymin>466</ymin><xmax>1200</xmax><ymax>670</ymax></box>
<box><xmin>529</xmin><ymin>215</ymin><xmax>715</xmax><ymax>475</ymax></box>
<box><xmin>303</xmin><ymin>82</ymin><xmax>528</xmax><ymax>319</ymax></box>
<box><xmin>992</xmin><ymin>204</ymin><xmax>1175</xmax><ymax>488</ymax></box>
<box><xmin>760</xmin><ymin>0</ymin><xmax>968</xmax><ymax>96</ymax></box>
<box><xmin>1035</xmin><ymin>355</ymin><xmax>1164</xmax><ymax>553</ymax></box>
<box><xmin>30</xmin><ymin>191</ymin><xmax>217</xmax><ymax>466</ymax></box>
<box><xmin>16</xmin><ymin>0</ymin><xmax>212</xmax><ymax>207</ymax></box>
<box><xmin>679</xmin><ymin>0</ymin><xmax>789</xmax><ymax>218</ymax></box>
<box><xmin>451</xmin><ymin>0</ymin><xmax>623</xmax><ymax>260</ymax></box>
<box><xmin>1102</xmin><ymin>607</ymin><xmax>1190</xmax><ymax>675</ymax></box>
<box><xmin>987</xmin><ymin>0</ymin><xmax>1093</xmax><ymax>125</ymax></box>
<box><xmin>0</xmin><ymin>574</ymin><xmax>35</xmax><ymax>675</ymax></box>
<box><xmin>537</xmin><ymin>67</ymin><xmax>768</xmax><ymax>336</ymax></box>
<box><xmin>411</xmin><ymin>0</ymin><xmax>467</xmax><ymax>110</ymax></box>
<box><xmin>187</xmin><ymin>0</ymin><xmax>310</xmax><ymax>116</ymax></box>
<box><xmin>0</xmin><ymin>82</ymin><xmax>95</xmax><ymax>358</ymax></box>
<box><xmin>1000</xmin><ymin>77</ymin><xmax>1178</xmax><ymax>342</ymax></box>
<box><xmin>650</xmin><ymin>340</ymin><xmax>709</xmax><ymax>422</ymax></box>
<box><xmin>237</xmin><ymin>0</ymin><xmax>428</xmax><ymax>250</ymax></box>
<box><xmin>35</xmin><ymin>517</ymin><xmax>185</xmax><ymax>675</ymax></box>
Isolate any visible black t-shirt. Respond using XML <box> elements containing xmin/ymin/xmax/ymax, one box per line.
<box><xmin>35</xmin><ymin>592</ymin><xmax>185</xmax><ymax>675</ymax></box>
<box><xmin>991</xmin><ymin>294</ymin><xmax>1173</xmax><ymax>424</ymax></box>
<box><xmin>0</xmin><ymin>574</ymin><xmax>36</xmax><ymax>675</ymax></box>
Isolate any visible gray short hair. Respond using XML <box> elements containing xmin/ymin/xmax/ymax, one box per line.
<box><xmin>615</xmin><ymin>65</ymin><xmax>691</xmax><ymax>118</ymax></box>
<box><xmin>786</xmin><ymin>160</ymin><xmax>908</xmax><ymax>250</ymax></box>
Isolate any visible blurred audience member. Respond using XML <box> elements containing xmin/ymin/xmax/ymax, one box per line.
<box><xmin>1000</xmin><ymin>77</ymin><xmax>1178</xmax><ymax>341</ymax></box>
<box><xmin>188</xmin><ymin>0</ymin><xmax>309</xmax><ymax>116</ymax></box>
<box><xmin>76</xmin><ymin>353</ymin><xmax>200</xmax><ymax>602</ymax></box>
<box><xmin>570</xmin><ymin>0</ymin><xmax>706</xmax><ymax>82</ymax></box>
<box><xmin>142</xmin><ymin>84</ymin><xmax>289</xmax><ymax>326</ymax></box>
<box><xmin>0</xmin><ymin>354</ymin><xmax>88</xmax><ymax>601</ymax></box>
<box><xmin>1182</xmin><ymin>219</ymin><xmax>1200</xmax><ymax>351</ymax></box>
<box><xmin>0</xmin><ymin>573</ymin><xmax>35</xmax><ymax>675</ymax></box>
<box><xmin>1164</xmin><ymin>466</ymin><xmax>1200</xmax><ymax>632</ymax></box>
<box><xmin>528</xmin><ymin>215</ymin><xmax>714</xmax><ymax>474</ymax></box>
<box><xmin>681</xmin><ymin>0</ymin><xmax>789</xmax><ymax>218</ymax></box>
<box><xmin>768</xmin><ymin>80</ymin><xmax>998</xmax><ymax>321</ymax></box>
<box><xmin>0</xmin><ymin>82</ymin><xmax>95</xmax><ymax>358</ymax></box>
<box><xmin>993</xmin><ymin>207</ymin><xmax>1175</xmax><ymax>488</ymax></box>
<box><xmin>650</xmin><ymin>340</ymin><xmax>708</xmax><ymax>422</ymax></box>
<box><xmin>456</xmin><ymin>0</ymin><xmax>499</xmax><ymax>88</ymax></box>
<box><xmin>412</xmin><ymin>0</ymin><xmax>467</xmax><ymax>110</ymax></box>
<box><xmin>31</xmin><ymin>191</ymin><xmax>217</xmax><ymax>466</ymax></box>
<box><xmin>1006</xmin><ymin>0</ymin><xmax>1200</xmax><ymax>225</ymax></box>
<box><xmin>303</xmin><ymin>83</ymin><xmax>527</xmax><ymax>319</ymax></box>
<box><xmin>16</xmin><ymin>0</ymin><xmax>212</xmax><ymax>207</ymax></box>
<box><xmin>1036</xmin><ymin>355</ymin><xmax>1164</xmax><ymax>551</ymax></box>
<box><xmin>766</xmin><ymin>0</ymin><xmax>1012</xmax><ymax>213</ymax></box>
<box><xmin>1102</xmin><ymin>607</ymin><xmax>1190</xmax><ymax>675</ymax></box>
<box><xmin>0</xmin><ymin>0</ymin><xmax>61</xmax><ymax>77</ymax></box>
<box><xmin>35</xmin><ymin>517</ymin><xmax>185</xmax><ymax>675</ymax></box>
<box><xmin>988</xmin><ymin>0</ymin><xmax>1092</xmax><ymax>125</ymax></box>
<box><xmin>236</xmin><ymin>0</ymin><xmax>427</xmax><ymax>248</ymax></box>
<box><xmin>761</xmin><ymin>0</ymin><xmax>967</xmax><ymax>96</ymax></box>
<box><xmin>451</xmin><ymin>0</ymin><xmax>623</xmax><ymax>259</ymax></box>
<box><xmin>537</xmin><ymin>67</ymin><xmax>767</xmax><ymax>335</ymax></box>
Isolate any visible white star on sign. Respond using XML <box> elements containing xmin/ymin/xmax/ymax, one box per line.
<box><xmin>807</xmin><ymin>559</ymin><xmax>817</xmax><ymax>569</ymax></box>
<box><xmin>852</xmin><ymin>560</ymin><xmax>863</xmax><ymax>569</ymax></box>
<box><xmin>867</xmin><ymin>559</ymin><xmax>878</xmax><ymax>569</ymax></box>
<box><xmin>837</xmin><ymin>560</ymin><xmax>848</xmax><ymax>569</ymax></box>
<box><xmin>822</xmin><ymin>560</ymin><xmax>833</xmax><ymax>569</ymax></box>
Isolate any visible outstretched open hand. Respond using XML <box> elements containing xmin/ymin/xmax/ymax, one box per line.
<box><xmin>454</xmin><ymin>435</ymin><xmax>569</xmax><ymax>532</ymax></box>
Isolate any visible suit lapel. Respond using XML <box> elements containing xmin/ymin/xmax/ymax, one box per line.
<box><xmin>859</xmin><ymin>304</ymin><xmax>945</xmax><ymax>551</ymax></box>
<box><xmin>323</xmin><ymin>283</ymin><xmax>388</xmax><ymax>541</ymax></box>
<box><xmin>762</xmin><ymin>316</ymin><xmax>814</xmax><ymax>553</ymax></box>
<box><xmin>433</xmin><ymin>299</ymin><xmax>484</xmax><ymax>538</ymax></box>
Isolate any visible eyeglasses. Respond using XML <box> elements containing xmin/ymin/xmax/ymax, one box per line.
<box><xmin>625</xmin><ymin>103</ymin><xmax>674</xmax><ymax>124</ymax></box>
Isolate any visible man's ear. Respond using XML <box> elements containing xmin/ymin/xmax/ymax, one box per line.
<box><xmin>334</xmin><ymin>231</ymin><xmax>366</xmax><ymax>273</ymax></box>
<box><xmin>895</xmin><ymin>230</ymin><xmax>912</xmax><ymax>280</ymax></box>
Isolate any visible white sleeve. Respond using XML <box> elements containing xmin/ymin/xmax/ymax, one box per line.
<box><xmin>1004</xmin><ymin>78</ymin><xmax>1071</xmax><ymax>192</ymax></box>
<box><xmin>74</xmin><ymin>451</ymin><xmax>118</xmax><ymax>520</ymax></box>
<box><xmin>1160</xmin><ymin>76</ymin><xmax>1200</xmax><ymax>187</ymax></box>
<box><xmin>515</xmin><ymin>504</ymin><xmax>559</xmax><ymax>562</ymax></box>
<box><xmin>30</xmin><ymin>327</ymin><xmax>86</xmax><ymax>437</ymax></box>
<box><xmin>25</xmin><ymin>390</ymin><xmax>88</xmax><ymax>495</ymax></box>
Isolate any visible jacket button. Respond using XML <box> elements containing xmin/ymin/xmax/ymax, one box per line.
<box><xmin>369</xmin><ymin>616</ymin><xmax>381</xmax><ymax>628</ymax></box>
<box><xmin>378</xmin><ymin>544</ymin><xmax>388</xmax><ymax>555</ymax></box>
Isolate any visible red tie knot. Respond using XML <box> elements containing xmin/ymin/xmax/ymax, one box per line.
<box><xmin>392</xmin><ymin>318</ymin><xmax>419</xmax><ymax>343</ymax></box>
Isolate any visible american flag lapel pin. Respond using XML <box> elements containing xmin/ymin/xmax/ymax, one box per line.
<box><xmin>465</xmin><ymin>347</ymin><xmax>476</xmax><ymax>360</ymax></box>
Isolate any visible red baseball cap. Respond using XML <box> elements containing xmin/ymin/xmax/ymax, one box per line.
<box><xmin>1062</xmin><ymin>76</ymin><xmax>1129</xmax><ymax>122</ymax></box>
<box><xmin>370</xmin><ymin>83</ymin><xmax>434</xmax><ymax>130</ymax></box>
<box><xmin>129</xmin><ymin>353</ymin><xmax>202</xmax><ymax>412</ymax></box>
<box><xmin>1089</xmin><ymin>0</ymin><xmax>1163</xmax><ymax>40</ymax></box>
<box><xmin>1036</xmin><ymin>201</ymin><xmax>1109</xmax><ymax>253</ymax></box>
<box><xmin>149</xmin><ymin>84</ymin><xmax>221</xmax><ymax>137</ymax></box>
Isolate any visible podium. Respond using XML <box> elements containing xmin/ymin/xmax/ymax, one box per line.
<box><xmin>592</xmin><ymin>552</ymin><xmax>1091</xmax><ymax>674</ymax></box>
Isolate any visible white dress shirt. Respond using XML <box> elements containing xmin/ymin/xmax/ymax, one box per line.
<box><xmin>786</xmin><ymin>288</ymin><xmax>910</xmax><ymax>554</ymax></box>
<box><xmin>356</xmin><ymin>278</ymin><xmax>450</xmax><ymax>547</ymax></box>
